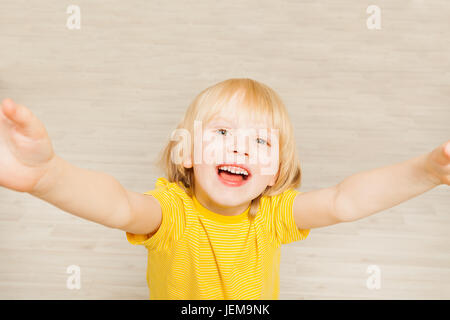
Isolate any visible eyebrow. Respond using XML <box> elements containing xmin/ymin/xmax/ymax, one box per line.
<box><xmin>208</xmin><ymin>117</ymin><xmax>232</xmax><ymax>125</ymax></box>
<box><xmin>208</xmin><ymin>117</ymin><xmax>271</xmax><ymax>129</ymax></box>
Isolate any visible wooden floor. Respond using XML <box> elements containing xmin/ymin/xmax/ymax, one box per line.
<box><xmin>0</xmin><ymin>0</ymin><xmax>449</xmax><ymax>299</ymax></box>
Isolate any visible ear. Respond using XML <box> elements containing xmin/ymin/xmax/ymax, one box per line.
<box><xmin>183</xmin><ymin>157</ymin><xmax>193</xmax><ymax>169</ymax></box>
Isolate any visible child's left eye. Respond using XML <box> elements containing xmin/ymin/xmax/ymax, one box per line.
<box><xmin>256</xmin><ymin>138</ymin><xmax>270</xmax><ymax>146</ymax></box>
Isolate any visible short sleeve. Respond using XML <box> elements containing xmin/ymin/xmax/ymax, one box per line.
<box><xmin>272</xmin><ymin>189</ymin><xmax>310</xmax><ymax>245</ymax></box>
<box><xmin>126</xmin><ymin>179</ymin><xmax>186</xmax><ymax>251</ymax></box>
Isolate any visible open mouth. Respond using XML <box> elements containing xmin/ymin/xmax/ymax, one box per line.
<box><xmin>216</xmin><ymin>164</ymin><xmax>251</xmax><ymax>186</ymax></box>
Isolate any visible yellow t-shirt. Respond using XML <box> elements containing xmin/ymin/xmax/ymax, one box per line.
<box><xmin>126</xmin><ymin>177</ymin><xmax>310</xmax><ymax>300</ymax></box>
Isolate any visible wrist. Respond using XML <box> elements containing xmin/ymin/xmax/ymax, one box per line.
<box><xmin>421</xmin><ymin>152</ymin><xmax>442</xmax><ymax>187</ymax></box>
<box><xmin>29</xmin><ymin>154</ymin><xmax>65</xmax><ymax>198</ymax></box>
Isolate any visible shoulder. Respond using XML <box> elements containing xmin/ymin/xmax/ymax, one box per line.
<box><xmin>144</xmin><ymin>177</ymin><xmax>193</xmax><ymax>209</ymax></box>
<box><xmin>258</xmin><ymin>188</ymin><xmax>308</xmax><ymax>245</ymax></box>
<box><xmin>259</xmin><ymin>188</ymin><xmax>301</xmax><ymax>215</ymax></box>
<box><xmin>126</xmin><ymin>177</ymin><xmax>191</xmax><ymax>250</ymax></box>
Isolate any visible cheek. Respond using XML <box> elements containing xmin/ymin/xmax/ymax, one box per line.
<box><xmin>261</xmin><ymin>173</ymin><xmax>276</xmax><ymax>185</ymax></box>
<box><xmin>193</xmin><ymin>164</ymin><xmax>209</xmax><ymax>177</ymax></box>
<box><xmin>202</xmin><ymin>136</ymin><xmax>234</xmax><ymax>164</ymax></box>
<box><xmin>202</xmin><ymin>142</ymin><xmax>221</xmax><ymax>164</ymax></box>
<box><xmin>247</xmin><ymin>172</ymin><xmax>272</xmax><ymax>188</ymax></box>
<box><xmin>256</xmin><ymin>146</ymin><xmax>279</xmax><ymax>166</ymax></box>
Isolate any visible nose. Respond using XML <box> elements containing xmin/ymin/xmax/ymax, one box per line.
<box><xmin>234</xmin><ymin>149</ymin><xmax>249</xmax><ymax>157</ymax></box>
<box><xmin>228</xmin><ymin>134</ymin><xmax>249</xmax><ymax>157</ymax></box>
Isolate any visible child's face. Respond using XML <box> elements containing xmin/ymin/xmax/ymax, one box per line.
<box><xmin>183</xmin><ymin>111</ymin><xmax>279</xmax><ymax>214</ymax></box>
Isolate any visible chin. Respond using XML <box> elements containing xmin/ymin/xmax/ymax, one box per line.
<box><xmin>210</xmin><ymin>194</ymin><xmax>246</xmax><ymax>207</ymax></box>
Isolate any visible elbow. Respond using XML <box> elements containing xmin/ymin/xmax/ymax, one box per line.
<box><xmin>108</xmin><ymin>191</ymin><xmax>134</xmax><ymax>230</ymax></box>
<box><xmin>109</xmin><ymin>211</ymin><xmax>134</xmax><ymax>231</ymax></box>
<box><xmin>333</xmin><ymin>185</ymin><xmax>357</xmax><ymax>223</ymax></box>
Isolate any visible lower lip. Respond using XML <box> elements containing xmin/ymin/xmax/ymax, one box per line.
<box><xmin>216</xmin><ymin>169</ymin><xmax>250</xmax><ymax>187</ymax></box>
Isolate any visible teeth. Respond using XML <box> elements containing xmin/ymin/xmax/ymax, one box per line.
<box><xmin>218</xmin><ymin>165</ymin><xmax>249</xmax><ymax>176</ymax></box>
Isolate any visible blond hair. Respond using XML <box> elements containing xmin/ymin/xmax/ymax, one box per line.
<box><xmin>154</xmin><ymin>78</ymin><xmax>302</xmax><ymax>218</ymax></box>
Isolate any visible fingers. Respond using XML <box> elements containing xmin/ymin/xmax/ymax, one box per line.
<box><xmin>0</xmin><ymin>98</ymin><xmax>14</xmax><ymax>122</ymax></box>
<box><xmin>1</xmin><ymin>98</ymin><xmax>15</xmax><ymax>115</ymax></box>
<box><xmin>1</xmin><ymin>98</ymin><xmax>45</xmax><ymax>139</ymax></box>
<box><xmin>444</xmin><ymin>140</ymin><xmax>450</xmax><ymax>159</ymax></box>
<box><xmin>432</xmin><ymin>140</ymin><xmax>450</xmax><ymax>167</ymax></box>
<box><xmin>2</xmin><ymin>98</ymin><xmax>27</xmax><ymax>125</ymax></box>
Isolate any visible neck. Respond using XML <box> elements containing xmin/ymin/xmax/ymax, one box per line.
<box><xmin>194</xmin><ymin>189</ymin><xmax>250</xmax><ymax>216</ymax></box>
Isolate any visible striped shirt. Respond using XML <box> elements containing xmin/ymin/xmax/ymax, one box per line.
<box><xmin>126</xmin><ymin>177</ymin><xmax>310</xmax><ymax>299</ymax></box>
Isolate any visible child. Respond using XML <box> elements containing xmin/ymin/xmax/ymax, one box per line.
<box><xmin>0</xmin><ymin>78</ymin><xmax>448</xmax><ymax>300</ymax></box>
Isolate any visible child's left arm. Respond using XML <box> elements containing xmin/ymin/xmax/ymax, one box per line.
<box><xmin>293</xmin><ymin>140</ymin><xmax>449</xmax><ymax>229</ymax></box>
<box><xmin>333</xmin><ymin>140</ymin><xmax>449</xmax><ymax>222</ymax></box>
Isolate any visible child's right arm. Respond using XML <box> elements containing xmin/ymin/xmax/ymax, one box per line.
<box><xmin>0</xmin><ymin>99</ymin><xmax>162</xmax><ymax>233</ymax></box>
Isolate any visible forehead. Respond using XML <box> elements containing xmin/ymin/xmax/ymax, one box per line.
<box><xmin>198</xmin><ymin>89</ymin><xmax>276</xmax><ymax>129</ymax></box>
<box><xmin>207</xmin><ymin>116</ymin><xmax>270</xmax><ymax>129</ymax></box>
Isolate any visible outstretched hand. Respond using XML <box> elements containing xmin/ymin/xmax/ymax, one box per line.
<box><xmin>0</xmin><ymin>98</ymin><xmax>56</xmax><ymax>193</ymax></box>
<box><xmin>424</xmin><ymin>140</ymin><xmax>450</xmax><ymax>186</ymax></box>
